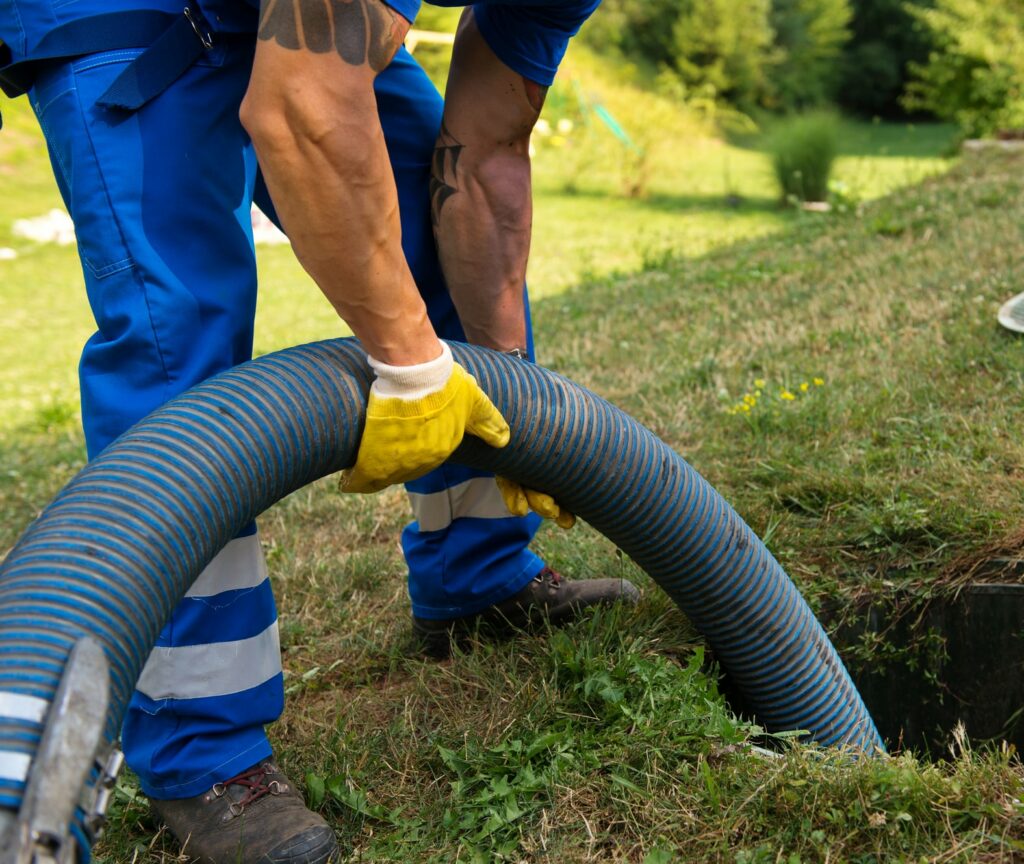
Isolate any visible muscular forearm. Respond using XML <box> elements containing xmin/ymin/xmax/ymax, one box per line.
<box><xmin>248</xmin><ymin>88</ymin><xmax>438</xmax><ymax>364</ymax></box>
<box><xmin>242</xmin><ymin>0</ymin><xmax>440</xmax><ymax>366</ymax></box>
<box><xmin>431</xmin><ymin>124</ymin><xmax>531</xmax><ymax>352</ymax></box>
<box><xmin>429</xmin><ymin>9</ymin><xmax>547</xmax><ymax>356</ymax></box>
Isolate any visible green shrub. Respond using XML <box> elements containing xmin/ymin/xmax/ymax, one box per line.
<box><xmin>904</xmin><ymin>0</ymin><xmax>1024</xmax><ymax>138</ymax></box>
<box><xmin>766</xmin><ymin>112</ymin><xmax>840</xmax><ymax>202</ymax></box>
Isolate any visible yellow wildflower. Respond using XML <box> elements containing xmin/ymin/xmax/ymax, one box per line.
<box><xmin>799</xmin><ymin>382</ymin><xmax>810</xmax><ymax>393</ymax></box>
<box><xmin>780</xmin><ymin>390</ymin><xmax>796</xmax><ymax>401</ymax></box>
<box><xmin>813</xmin><ymin>377</ymin><xmax>825</xmax><ymax>386</ymax></box>
<box><xmin>754</xmin><ymin>378</ymin><xmax>766</xmax><ymax>388</ymax></box>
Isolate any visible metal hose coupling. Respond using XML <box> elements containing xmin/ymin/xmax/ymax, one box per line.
<box><xmin>0</xmin><ymin>638</ymin><xmax>122</xmax><ymax>864</ymax></box>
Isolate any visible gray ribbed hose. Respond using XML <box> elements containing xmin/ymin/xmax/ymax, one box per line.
<box><xmin>0</xmin><ymin>339</ymin><xmax>883</xmax><ymax>855</ymax></box>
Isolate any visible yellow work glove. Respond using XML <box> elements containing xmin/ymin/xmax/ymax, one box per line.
<box><xmin>495</xmin><ymin>477</ymin><xmax>576</xmax><ymax>530</ymax></box>
<box><xmin>342</xmin><ymin>343</ymin><xmax>510</xmax><ymax>493</ymax></box>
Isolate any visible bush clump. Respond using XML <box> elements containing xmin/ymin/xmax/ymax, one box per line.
<box><xmin>904</xmin><ymin>0</ymin><xmax>1024</xmax><ymax>139</ymax></box>
<box><xmin>767</xmin><ymin>112</ymin><xmax>840</xmax><ymax>203</ymax></box>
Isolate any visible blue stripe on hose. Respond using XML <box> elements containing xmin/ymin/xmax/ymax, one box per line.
<box><xmin>5</xmin><ymin>577</ymin><xmax>149</xmax><ymax>637</ymax></box>
<box><xmin>13</xmin><ymin>522</ymin><xmax>178</xmax><ymax>615</ymax></box>
<box><xmin>0</xmin><ymin>679</ymin><xmax>57</xmax><ymax>699</ymax></box>
<box><xmin>65</xmin><ymin>471</ymin><xmax>211</xmax><ymax>573</ymax></box>
<box><xmin>119</xmin><ymin>427</ymin><xmax>238</xmax><ymax>541</ymax></box>
<box><xmin>21</xmin><ymin>493</ymin><xmax>200</xmax><ymax>587</ymax></box>
<box><xmin>0</xmin><ymin>607</ymin><xmax>136</xmax><ymax>686</ymax></box>
<box><xmin>166</xmin><ymin>403</ymin><xmax>274</xmax><ymax>499</ymax></box>
<box><xmin>71</xmin><ymin>820</ymin><xmax>92</xmax><ymax>863</ymax></box>
<box><xmin>173</xmin><ymin>398</ymin><xmax>271</xmax><ymax>501</ymax></box>
<box><xmin>8</xmin><ymin>558</ymin><xmax>165</xmax><ymax>637</ymax></box>
<box><xmin>700</xmin><ymin>580</ymin><xmax>799</xmax><ymax>656</ymax></box>
<box><xmin>0</xmin><ymin>730</ymin><xmax>43</xmax><ymax>746</ymax></box>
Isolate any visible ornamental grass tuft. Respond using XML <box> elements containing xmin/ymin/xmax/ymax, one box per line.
<box><xmin>768</xmin><ymin>112</ymin><xmax>840</xmax><ymax>204</ymax></box>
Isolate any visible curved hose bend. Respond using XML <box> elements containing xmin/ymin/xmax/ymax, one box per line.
<box><xmin>0</xmin><ymin>339</ymin><xmax>883</xmax><ymax>827</ymax></box>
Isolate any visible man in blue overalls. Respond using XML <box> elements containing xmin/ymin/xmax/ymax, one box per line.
<box><xmin>0</xmin><ymin>1</ymin><xmax>637</xmax><ymax>861</ymax></box>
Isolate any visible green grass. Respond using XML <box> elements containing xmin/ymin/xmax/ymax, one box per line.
<box><xmin>524</xmin><ymin>47</ymin><xmax>956</xmax><ymax>296</ymax></box>
<box><xmin>2</xmin><ymin>67</ymin><xmax>1023</xmax><ymax>864</ymax></box>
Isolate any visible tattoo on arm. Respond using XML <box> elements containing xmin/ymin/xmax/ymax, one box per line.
<box><xmin>258</xmin><ymin>0</ymin><xmax>403</xmax><ymax>71</ymax></box>
<box><xmin>430</xmin><ymin>122</ymin><xmax>464</xmax><ymax>228</ymax></box>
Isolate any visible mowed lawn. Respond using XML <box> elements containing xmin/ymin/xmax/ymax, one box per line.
<box><xmin>2</xmin><ymin>75</ymin><xmax>1023</xmax><ymax>863</ymax></box>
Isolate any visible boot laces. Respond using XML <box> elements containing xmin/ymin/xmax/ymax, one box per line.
<box><xmin>212</xmin><ymin>762</ymin><xmax>284</xmax><ymax>817</ymax></box>
<box><xmin>535</xmin><ymin>567</ymin><xmax>563</xmax><ymax>588</ymax></box>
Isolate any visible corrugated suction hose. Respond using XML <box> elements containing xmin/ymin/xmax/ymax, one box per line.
<box><xmin>0</xmin><ymin>339</ymin><xmax>883</xmax><ymax>853</ymax></box>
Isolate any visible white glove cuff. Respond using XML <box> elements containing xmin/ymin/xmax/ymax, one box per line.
<box><xmin>367</xmin><ymin>342</ymin><xmax>454</xmax><ymax>400</ymax></box>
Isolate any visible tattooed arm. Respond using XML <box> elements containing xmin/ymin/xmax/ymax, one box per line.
<box><xmin>240</xmin><ymin>0</ymin><xmax>441</xmax><ymax>365</ymax></box>
<box><xmin>430</xmin><ymin>9</ymin><xmax>547</xmax><ymax>355</ymax></box>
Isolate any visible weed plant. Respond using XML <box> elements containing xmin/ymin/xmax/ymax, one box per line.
<box><xmin>767</xmin><ymin>113</ymin><xmax>841</xmax><ymax>204</ymax></box>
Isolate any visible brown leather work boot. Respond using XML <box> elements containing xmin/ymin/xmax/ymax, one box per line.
<box><xmin>151</xmin><ymin>759</ymin><xmax>337</xmax><ymax>864</ymax></box>
<box><xmin>412</xmin><ymin>567</ymin><xmax>641</xmax><ymax>657</ymax></box>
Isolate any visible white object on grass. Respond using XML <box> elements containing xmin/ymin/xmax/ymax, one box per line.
<box><xmin>10</xmin><ymin>207</ymin><xmax>290</xmax><ymax>248</ymax></box>
<box><xmin>997</xmin><ymin>291</ymin><xmax>1024</xmax><ymax>334</ymax></box>
<box><xmin>12</xmin><ymin>209</ymin><xmax>76</xmax><ymax>244</ymax></box>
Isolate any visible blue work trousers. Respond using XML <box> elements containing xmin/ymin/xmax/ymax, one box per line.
<box><xmin>26</xmin><ymin>40</ymin><xmax>541</xmax><ymax>799</ymax></box>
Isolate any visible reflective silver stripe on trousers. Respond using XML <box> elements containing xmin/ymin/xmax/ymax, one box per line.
<box><xmin>134</xmin><ymin>621</ymin><xmax>281</xmax><ymax>701</ymax></box>
<box><xmin>0</xmin><ymin>692</ymin><xmax>48</xmax><ymax>725</ymax></box>
<box><xmin>186</xmin><ymin>533</ymin><xmax>268</xmax><ymax>597</ymax></box>
<box><xmin>407</xmin><ymin>477</ymin><xmax>511</xmax><ymax>533</ymax></box>
<box><xmin>0</xmin><ymin>751</ymin><xmax>30</xmax><ymax>783</ymax></box>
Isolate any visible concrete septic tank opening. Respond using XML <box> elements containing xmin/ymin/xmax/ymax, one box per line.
<box><xmin>834</xmin><ymin>581</ymin><xmax>1024</xmax><ymax>755</ymax></box>
<box><xmin>713</xmin><ymin>567</ymin><xmax>1024</xmax><ymax>757</ymax></box>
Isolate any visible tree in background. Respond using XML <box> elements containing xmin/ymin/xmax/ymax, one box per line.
<box><xmin>904</xmin><ymin>0</ymin><xmax>1024</xmax><ymax>138</ymax></box>
<box><xmin>581</xmin><ymin>0</ymin><xmax>853</xmax><ymax>113</ymax></box>
<box><xmin>580</xmin><ymin>0</ymin><xmax>682</xmax><ymax>76</ymax></box>
<box><xmin>768</xmin><ymin>0</ymin><xmax>854</xmax><ymax>109</ymax></box>
<box><xmin>669</xmin><ymin>0</ymin><xmax>775</xmax><ymax>109</ymax></box>
<box><xmin>837</xmin><ymin>0</ymin><xmax>935</xmax><ymax>118</ymax></box>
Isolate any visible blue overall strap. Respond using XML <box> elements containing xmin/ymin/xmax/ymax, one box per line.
<box><xmin>97</xmin><ymin>6</ymin><xmax>214</xmax><ymax>110</ymax></box>
<box><xmin>0</xmin><ymin>5</ymin><xmax>220</xmax><ymax>112</ymax></box>
<box><xmin>0</xmin><ymin>11</ymin><xmax>177</xmax><ymax>97</ymax></box>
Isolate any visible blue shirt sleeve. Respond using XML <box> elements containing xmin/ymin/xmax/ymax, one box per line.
<box><xmin>383</xmin><ymin>0</ymin><xmax>421</xmax><ymax>24</ymax></box>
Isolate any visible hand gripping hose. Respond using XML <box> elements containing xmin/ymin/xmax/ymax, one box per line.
<box><xmin>0</xmin><ymin>339</ymin><xmax>883</xmax><ymax>861</ymax></box>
